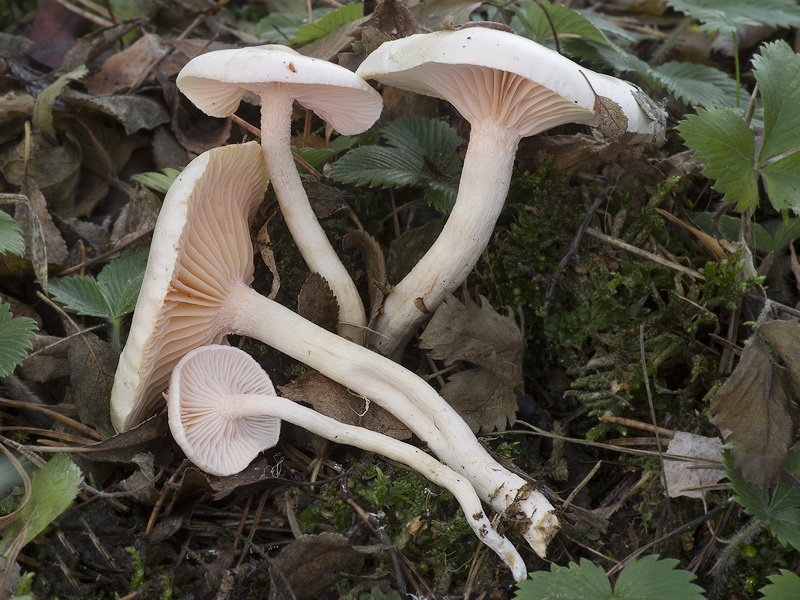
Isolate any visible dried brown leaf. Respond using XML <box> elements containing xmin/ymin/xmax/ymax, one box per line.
<box><xmin>60</xmin><ymin>18</ymin><xmax>147</xmax><ymax>72</ymax></box>
<box><xmin>343</xmin><ymin>230</ymin><xmax>387</xmax><ymax>325</ymax></box>
<box><xmin>710</xmin><ymin>335</ymin><xmax>798</xmax><ymax>486</ymax></box>
<box><xmin>256</xmin><ymin>221</ymin><xmax>281</xmax><ymax>300</ymax></box>
<box><xmin>440</xmin><ymin>368</ymin><xmax>518</xmax><ymax>434</ymax></box>
<box><xmin>18</xmin><ymin>335</ymin><xmax>69</xmax><ymax>382</ymax></box>
<box><xmin>419</xmin><ymin>293</ymin><xmax>523</xmax><ymax>389</ymax></box>
<box><xmin>663</xmin><ymin>432</ymin><xmax>724</xmax><ymax>499</ymax></box>
<box><xmin>75</xmin><ymin>413</ymin><xmax>171</xmax><ymax>464</ymax></box>
<box><xmin>86</xmin><ymin>32</ymin><xmax>166</xmax><ymax>95</ymax></box>
<box><xmin>373</xmin><ymin>0</ymin><xmax>420</xmax><ymax>37</ymax></box>
<box><xmin>297</xmin><ymin>273</ymin><xmax>339</xmax><ymax>333</ymax></box>
<box><xmin>69</xmin><ymin>332</ymin><xmax>119</xmax><ymax>438</ymax></box>
<box><xmin>280</xmin><ymin>371</ymin><xmax>411</xmax><ymax>440</ymax></box>
<box><xmin>269</xmin><ymin>533</ymin><xmax>364</xmax><ymax>600</ymax></box>
<box><xmin>160</xmin><ymin>73</ymin><xmax>231</xmax><ymax>155</ymax></box>
<box><xmin>409</xmin><ymin>0</ymin><xmax>482</xmax><ymax>30</ymax></box>
<box><xmin>62</xmin><ymin>90</ymin><xmax>170</xmax><ymax>135</ymax></box>
<box><xmin>760</xmin><ymin>320</ymin><xmax>800</xmax><ymax>400</ymax></box>
<box><xmin>21</xmin><ymin>174</ymin><xmax>68</xmax><ymax>264</ymax></box>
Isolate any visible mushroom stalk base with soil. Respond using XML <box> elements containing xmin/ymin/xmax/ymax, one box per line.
<box><xmin>369</xmin><ymin>122</ymin><xmax>518</xmax><ymax>358</ymax></box>
<box><xmin>169</xmin><ymin>345</ymin><xmax>527</xmax><ymax>581</ymax></box>
<box><xmin>259</xmin><ymin>86</ymin><xmax>367</xmax><ymax>344</ymax></box>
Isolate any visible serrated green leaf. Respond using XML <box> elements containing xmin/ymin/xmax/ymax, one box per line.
<box><xmin>49</xmin><ymin>248</ymin><xmax>148</xmax><ymax>321</ymax></box>
<box><xmin>0</xmin><ymin>302</ymin><xmax>37</xmax><ymax>377</ymax></box>
<box><xmin>290</xmin><ymin>3</ymin><xmax>362</xmax><ymax>46</ymax></box>
<box><xmin>515</xmin><ymin>559</ymin><xmax>612</xmax><ymax>600</ymax></box>
<box><xmin>772</xmin><ymin>217</ymin><xmax>800</xmax><ymax>250</ymax></box>
<box><xmin>388</xmin><ymin>118</ymin><xmax>461</xmax><ymax>176</ymax></box>
<box><xmin>130</xmin><ymin>168</ymin><xmax>181</xmax><ymax>194</ymax></box>
<box><xmin>666</xmin><ymin>0</ymin><xmax>800</xmax><ymax>33</ymax></box>
<box><xmin>560</xmin><ymin>38</ymin><xmax>655</xmax><ymax>85</ymax></box>
<box><xmin>653</xmin><ymin>61</ymin><xmax>738</xmax><ymax>108</ymax></box>
<box><xmin>255</xmin><ymin>9</ymin><xmax>330</xmax><ymax>43</ymax></box>
<box><xmin>614</xmin><ymin>555</ymin><xmax>705</xmax><ymax>600</ymax></box>
<box><xmin>0</xmin><ymin>210</ymin><xmax>25</xmax><ymax>257</ymax></box>
<box><xmin>754</xmin><ymin>41</ymin><xmax>800</xmax><ymax>163</ymax></box>
<box><xmin>330</xmin><ymin>145</ymin><xmax>424</xmax><ymax>188</ymax></box>
<box><xmin>293</xmin><ymin>135</ymin><xmax>357</xmax><ymax>173</ymax></box>
<box><xmin>760</xmin><ymin>569</ymin><xmax>800</xmax><ymax>600</ymax></box>
<box><xmin>725</xmin><ymin>449</ymin><xmax>800</xmax><ymax>551</ymax></box>
<box><xmin>426</xmin><ymin>179</ymin><xmax>459</xmax><ymax>213</ymax></box>
<box><xmin>0</xmin><ymin>453</ymin><xmax>83</xmax><ymax>555</ymax></box>
<box><xmin>678</xmin><ymin>108</ymin><xmax>758</xmax><ymax>210</ymax></box>
<box><xmin>513</xmin><ymin>0</ymin><xmax>607</xmax><ymax>45</ymax></box>
<box><xmin>97</xmin><ymin>247</ymin><xmax>149</xmax><ymax>319</ymax></box>
<box><xmin>761</xmin><ymin>152</ymin><xmax>800</xmax><ymax>213</ymax></box>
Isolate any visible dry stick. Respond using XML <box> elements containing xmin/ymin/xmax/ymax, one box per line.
<box><xmin>585</xmin><ymin>227</ymin><xmax>705</xmax><ymax>279</ymax></box>
<box><xmin>599</xmin><ymin>413</ymin><xmax>674</xmax><ymax>438</ymax></box>
<box><xmin>0</xmin><ymin>441</ymin><xmax>32</xmax><ymax>525</ymax></box>
<box><xmin>464</xmin><ymin>544</ymin><xmax>490</xmax><ymax>599</ymax></box>
<box><xmin>23</xmin><ymin>324</ymin><xmax>106</xmax><ymax>360</ymax></box>
<box><xmin>0</xmin><ymin>426</ymin><xmax>97</xmax><ymax>446</ymax></box>
<box><xmin>58</xmin><ymin>228</ymin><xmax>154</xmax><ymax>276</ymax></box>
<box><xmin>237</xmin><ymin>490</ymin><xmax>270</xmax><ymax>568</ymax></box>
<box><xmin>543</xmin><ymin>187</ymin><xmax>611</xmax><ymax>310</ymax></box>
<box><xmin>232</xmin><ymin>494</ymin><xmax>253</xmax><ymax>554</ymax></box>
<box><xmin>146</xmin><ymin>459</ymin><xmax>188</xmax><ymax>535</ymax></box>
<box><xmin>54</xmin><ymin>0</ymin><xmax>113</xmax><ymax>27</ymax></box>
<box><xmin>0</xmin><ymin>397</ymin><xmax>102</xmax><ymax>441</ymax></box>
<box><xmin>560</xmin><ymin>460</ymin><xmax>602</xmax><ymax>513</ymax></box>
<box><xmin>227</xmin><ymin>114</ymin><xmax>323</xmax><ymax>180</ymax></box>
<box><xmin>639</xmin><ymin>325</ymin><xmax>671</xmax><ymax>504</ymax></box>
<box><xmin>606</xmin><ymin>499</ymin><xmax>732</xmax><ymax>577</ymax></box>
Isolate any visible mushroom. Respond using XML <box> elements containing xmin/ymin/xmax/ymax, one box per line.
<box><xmin>110</xmin><ymin>140</ymin><xmax>558</xmax><ymax>557</ymax></box>
<box><xmin>356</xmin><ymin>28</ymin><xmax>665</xmax><ymax>357</ymax></box>
<box><xmin>169</xmin><ymin>344</ymin><xmax>528</xmax><ymax>581</ymax></box>
<box><xmin>177</xmin><ymin>45</ymin><xmax>383</xmax><ymax>344</ymax></box>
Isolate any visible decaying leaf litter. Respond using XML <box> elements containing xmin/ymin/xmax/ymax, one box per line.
<box><xmin>1</xmin><ymin>0</ymin><xmax>800</xmax><ymax>598</ymax></box>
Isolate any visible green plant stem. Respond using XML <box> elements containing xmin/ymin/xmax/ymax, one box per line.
<box><xmin>649</xmin><ymin>17</ymin><xmax>694</xmax><ymax>66</ymax></box>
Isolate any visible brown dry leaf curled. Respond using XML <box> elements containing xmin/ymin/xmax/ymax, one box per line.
<box><xmin>710</xmin><ymin>334</ymin><xmax>799</xmax><ymax>486</ymax></box>
<box><xmin>579</xmin><ymin>71</ymin><xmax>629</xmax><ymax>141</ymax></box>
<box><xmin>69</xmin><ymin>332</ymin><xmax>119</xmax><ymax>438</ymax></box>
<box><xmin>297</xmin><ymin>273</ymin><xmax>339</xmax><ymax>334</ymax></box>
<box><xmin>419</xmin><ymin>293</ymin><xmax>523</xmax><ymax>433</ymax></box>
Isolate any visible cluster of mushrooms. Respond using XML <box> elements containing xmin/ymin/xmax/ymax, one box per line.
<box><xmin>109</xmin><ymin>27</ymin><xmax>665</xmax><ymax>581</ymax></box>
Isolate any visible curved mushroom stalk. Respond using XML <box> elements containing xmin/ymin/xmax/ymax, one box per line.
<box><xmin>110</xmin><ymin>142</ymin><xmax>558</xmax><ymax>557</ymax></box>
<box><xmin>177</xmin><ymin>45</ymin><xmax>384</xmax><ymax>344</ymax></box>
<box><xmin>357</xmin><ymin>29</ymin><xmax>666</xmax><ymax>358</ymax></box>
<box><xmin>169</xmin><ymin>345</ymin><xmax>528</xmax><ymax>581</ymax></box>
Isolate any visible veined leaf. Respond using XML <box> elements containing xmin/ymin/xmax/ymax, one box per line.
<box><xmin>561</xmin><ymin>38</ymin><xmax>654</xmax><ymax>84</ymax></box>
<box><xmin>330</xmin><ymin>145</ymin><xmax>424</xmax><ymax>188</ymax></box>
<box><xmin>677</xmin><ymin>108</ymin><xmax>758</xmax><ymax>210</ymax></box>
<box><xmin>0</xmin><ymin>302</ymin><xmax>37</xmax><ymax>377</ymax></box>
<box><xmin>513</xmin><ymin>0</ymin><xmax>607</xmax><ymax>45</ymax></box>
<box><xmin>49</xmin><ymin>247</ymin><xmax>148</xmax><ymax>321</ymax></box>
<box><xmin>290</xmin><ymin>3</ymin><xmax>362</xmax><ymax>46</ymax></box>
<box><xmin>130</xmin><ymin>168</ymin><xmax>181</xmax><ymax>194</ymax></box>
<box><xmin>725</xmin><ymin>449</ymin><xmax>800</xmax><ymax>552</ymax></box>
<box><xmin>515</xmin><ymin>555</ymin><xmax>704</xmax><ymax>600</ymax></box>
<box><xmin>255</xmin><ymin>9</ymin><xmax>330</xmax><ymax>43</ymax></box>
<box><xmin>761</xmin><ymin>152</ymin><xmax>800</xmax><ymax>213</ymax></box>
<box><xmin>760</xmin><ymin>569</ymin><xmax>800</xmax><ymax>600</ymax></box>
<box><xmin>293</xmin><ymin>135</ymin><xmax>357</xmax><ymax>173</ymax></box>
<box><xmin>653</xmin><ymin>61</ymin><xmax>737</xmax><ymax>108</ymax></box>
<box><xmin>754</xmin><ymin>41</ymin><xmax>800</xmax><ymax>163</ymax></box>
<box><xmin>666</xmin><ymin>0</ymin><xmax>800</xmax><ymax>34</ymax></box>
<box><xmin>0</xmin><ymin>210</ymin><xmax>25</xmax><ymax>257</ymax></box>
<box><xmin>0</xmin><ymin>454</ymin><xmax>83</xmax><ymax>555</ymax></box>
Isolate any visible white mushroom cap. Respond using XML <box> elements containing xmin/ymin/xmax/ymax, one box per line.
<box><xmin>110</xmin><ymin>141</ymin><xmax>269</xmax><ymax>432</ymax></box>
<box><xmin>177</xmin><ymin>45</ymin><xmax>382</xmax><ymax>135</ymax></box>
<box><xmin>169</xmin><ymin>345</ymin><xmax>280</xmax><ymax>474</ymax></box>
<box><xmin>357</xmin><ymin>28</ymin><xmax>663</xmax><ymax>143</ymax></box>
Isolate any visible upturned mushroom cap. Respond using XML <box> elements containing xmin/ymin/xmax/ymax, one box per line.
<box><xmin>357</xmin><ymin>28</ymin><xmax>664</xmax><ymax>143</ymax></box>
<box><xmin>109</xmin><ymin>141</ymin><xmax>269</xmax><ymax>432</ymax></box>
<box><xmin>177</xmin><ymin>45</ymin><xmax>382</xmax><ymax>135</ymax></box>
<box><xmin>168</xmin><ymin>345</ymin><xmax>281</xmax><ymax>475</ymax></box>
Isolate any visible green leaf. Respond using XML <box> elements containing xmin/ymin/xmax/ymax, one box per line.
<box><xmin>0</xmin><ymin>210</ymin><xmax>25</xmax><ymax>257</ymax></box>
<box><xmin>32</xmin><ymin>65</ymin><xmax>88</xmax><ymax>143</ymax></box>
<box><xmin>293</xmin><ymin>135</ymin><xmax>357</xmax><ymax>174</ymax></box>
<box><xmin>725</xmin><ymin>449</ymin><xmax>800</xmax><ymax>551</ymax></box>
<box><xmin>760</xmin><ymin>569</ymin><xmax>800</xmax><ymax>600</ymax></box>
<box><xmin>130</xmin><ymin>168</ymin><xmax>181</xmax><ymax>194</ymax></box>
<box><xmin>614</xmin><ymin>555</ymin><xmax>705</xmax><ymax>600</ymax></box>
<box><xmin>653</xmin><ymin>61</ymin><xmax>737</xmax><ymax>108</ymax></box>
<box><xmin>513</xmin><ymin>0</ymin><xmax>607</xmax><ymax>45</ymax></box>
<box><xmin>560</xmin><ymin>38</ymin><xmax>654</xmax><ymax>84</ymax></box>
<box><xmin>753</xmin><ymin>41</ymin><xmax>800</xmax><ymax>163</ymax></box>
<box><xmin>772</xmin><ymin>216</ymin><xmax>800</xmax><ymax>251</ymax></box>
<box><xmin>0</xmin><ymin>453</ymin><xmax>83</xmax><ymax>555</ymax></box>
<box><xmin>0</xmin><ymin>302</ymin><xmax>37</xmax><ymax>377</ymax></box>
<box><xmin>677</xmin><ymin>108</ymin><xmax>758</xmax><ymax>210</ymax></box>
<box><xmin>665</xmin><ymin>0</ymin><xmax>800</xmax><ymax>34</ymax></box>
<box><xmin>762</xmin><ymin>152</ymin><xmax>800</xmax><ymax>213</ymax></box>
<box><xmin>516</xmin><ymin>559</ymin><xmax>612</xmax><ymax>600</ymax></box>
<box><xmin>49</xmin><ymin>247</ymin><xmax>148</xmax><ymax>321</ymax></box>
<box><xmin>290</xmin><ymin>3</ymin><xmax>362</xmax><ymax>46</ymax></box>
<box><xmin>255</xmin><ymin>9</ymin><xmax>330</xmax><ymax>43</ymax></box>
<box><xmin>330</xmin><ymin>117</ymin><xmax>462</xmax><ymax>212</ymax></box>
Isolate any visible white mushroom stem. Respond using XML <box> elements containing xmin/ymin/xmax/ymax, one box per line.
<box><xmin>258</xmin><ymin>86</ymin><xmax>366</xmax><ymax>344</ymax></box>
<box><xmin>196</xmin><ymin>390</ymin><xmax>525</xmax><ymax>579</ymax></box>
<box><xmin>217</xmin><ymin>279</ymin><xmax>559</xmax><ymax>557</ymax></box>
<box><xmin>370</xmin><ymin>122</ymin><xmax>518</xmax><ymax>358</ymax></box>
